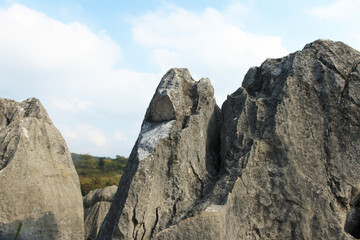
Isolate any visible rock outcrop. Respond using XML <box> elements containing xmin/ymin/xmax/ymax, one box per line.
<box><xmin>97</xmin><ymin>68</ymin><xmax>222</xmax><ymax>239</ymax></box>
<box><xmin>84</xmin><ymin>185</ymin><xmax>118</xmax><ymax>240</ymax></box>
<box><xmin>99</xmin><ymin>39</ymin><xmax>360</xmax><ymax>239</ymax></box>
<box><xmin>0</xmin><ymin>98</ymin><xmax>84</xmax><ymax>239</ymax></box>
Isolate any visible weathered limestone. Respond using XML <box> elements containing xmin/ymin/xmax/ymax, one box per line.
<box><xmin>0</xmin><ymin>98</ymin><xmax>84</xmax><ymax>240</ymax></box>
<box><xmin>97</xmin><ymin>68</ymin><xmax>222</xmax><ymax>239</ymax></box>
<box><xmin>99</xmin><ymin>40</ymin><xmax>360</xmax><ymax>239</ymax></box>
<box><xmin>84</xmin><ymin>185</ymin><xmax>118</xmax><ymax>240</ymax></box>
<box><xmin>157</xmin><ymin>40</ymin><xmax>360</xmax><ymax>239</ymax></box>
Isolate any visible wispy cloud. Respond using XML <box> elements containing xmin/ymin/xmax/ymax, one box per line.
<box><xmin>0</xmin><ymin>3</ymin><xmax>159</xmax><ymax>156</ymax></box>
<box><xmin>50</xmin><ymin>98</ymin><xmax>91</xmax><ymax>113</ymax></box>
<box><xmin>59</xmin><ymin>124</ymin><xmax>107</xmax><ymax>153</ymax></box>
<box><xmin>0</xmin><ymin>2</ymin><xmax>288</xmax><ymax>157</ymax></box>
<box><xmin>130</xmin><ymin>4</ymin><xmax>288</xmax><ymax>103</ymax></box>
<box><xmin>306</xmin><ymin>0</ymin><xmax>360</xmax><ymax>50</ymax></box>
<box><xmin>0</xmin><ymin>4</ymin><xmax>121</xmax><ymax>82</ymax></box>
<box><xmin>307</xmin><ymin>0</ymin><xmax>360</xmax><ymax>22</ymax></box>
<box><xmin>113</xmin><ymin>129</ymin><xmax>129</xmax><ymax>142</ymax></box>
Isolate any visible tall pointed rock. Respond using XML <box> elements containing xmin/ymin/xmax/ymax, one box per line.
<box><xmin>97</xmin><ymin>68</ymin><xmax>222</xmax><ymax>239</ymax></box>
<box><xmin>157</xmin><ymin>40</ymin><xmax>360</xmax><ymax>239</ymax></box>
<box><xmin>0</xmin><ymin>98</ymin><xmax>84</xmax><ymax>239</ymax></box>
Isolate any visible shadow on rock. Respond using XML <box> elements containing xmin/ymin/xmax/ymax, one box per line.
<box><xmin>0</xmin><ymin>211</ymin><xmax>58</xmax><ymax>240</ymax></box>
<box><xmin>345</xmin><ymin>193</ymin><xmax>360</xmax><ymax>239</ymax></box>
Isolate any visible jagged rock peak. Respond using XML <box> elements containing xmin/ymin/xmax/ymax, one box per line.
<box><xmin>0</xmin><ymin>97</ymin><xmax>84</xmax><ymax>239</ymax></box>
<box><xmin>97</xmin><ymin>68</ymin><xmax>221</xmax><ymax>239</ymax></box>
<box><xmin>241</xmin><ymin>39</ymin><xmax>360</xmax><ymax>99</ymax></box>
<box><xmin>159</xmin><ymin>39</ymin><xmax>360</xmax><ymax>239</ymax></box>
<box><xmin>138</xmin><ymin>68</ymin><xmax>217</xmax><ymax>161</ymax></box>
<box><xmin>99</xmin><ymin>40</ymin><xmax>360</xmax><ymax>239</ymax></box>
<box><xmin>0</xmin><ymin>98</ymin><xmax>53</xmax><ymax>170</ymax></box>
<box><xmin>145</xmin><ymin>68</ymin><xmax>214</xmax><ymax>122</ymax></box>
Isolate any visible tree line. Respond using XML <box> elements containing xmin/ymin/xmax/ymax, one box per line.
<box><xmin>71</xmin><ymin>153</ymin><xmax>128</xmax><ymax>195</ymax></box>
<box><xmin>73</xmin><ymin>154</ymin><xmax>128</xmax><ymax>171</ymax></box>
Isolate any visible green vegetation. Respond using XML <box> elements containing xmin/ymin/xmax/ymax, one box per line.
<box><xmin>14</xmin><ymin>221</ymin><xmax>22</xmax><ymax>240</ymax></box>
<box><xmin>71</xmin><ymin>153</ymin><xmax>128</xmax><ymax>196</ymax></box>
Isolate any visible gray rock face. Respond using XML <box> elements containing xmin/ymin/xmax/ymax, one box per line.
<box><xmin>97</xmin><ymin>68</ymin><xmax>222</xmax><ymax>239</ymax></box>
<box><xmin>84</xmin><ymin>185</ymin><xmax>118</xmax><ymax>240</ymax></box>
<box><xmin>99</xmin><ymin>40</ymin><xmax>360</xmax><ymax>239</ymax></box>
<box><xmin>157</xmin><ymin>40</ymin><xmax>360</xmax><ymax>239</ymax></box>
<box><xmin>0</xmin><ymin>98</ymin><xmax>84</xmax><ymax>240</ymax></box>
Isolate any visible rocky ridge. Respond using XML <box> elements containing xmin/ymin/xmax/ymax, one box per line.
<box><xmin>98</xmin><ymin>39</ymin><xmax>360</xmax><ymax>239</ymax></box>
<box><xmin>0</xmin><ymin>98</ymin><xmax>84</xmax><ymax>239</ymax></box>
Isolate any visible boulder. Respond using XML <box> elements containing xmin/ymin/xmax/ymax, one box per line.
<box><xmin>0</xmin><ymin>98</ymin><xmax>84</xmax><ymax>239</ymax></box>
<box><xmin>84</xmin><ymin>185</ymin><xmax>118</xmax><ymax>240</ymax></box>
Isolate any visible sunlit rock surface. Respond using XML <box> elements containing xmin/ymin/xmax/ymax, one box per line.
<box><xmin>0</xmin><ymin>98</ymin><xmax>84</xmax><ymax>240</ymax></box>
<box><xmin>99</xmin><ymin>40</ymin><xmax>360</xmax><ymax>239</ymax></box>
<box><xmin>97</xmin><ymin>68</ymin><xmax>221</xmax><ymax>239</ymax></box>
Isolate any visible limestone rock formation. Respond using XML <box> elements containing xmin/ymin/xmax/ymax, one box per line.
<box><xmin>99</xmin><ymin>40</ymin><xmax>360</xmax><ymax>239</ymax></box>
<box><xmin>97</xmin><ymin>68</ymin><xmax>222</xmax><ymax>239</ymax></box>
<box><xmin>84</xmin><ymin>185</ymin><xmax>118</xmax><ymax>240</ymax></box>
<box><xmin>157</xmin><ymin>40</ymin><xmax>360</xmax><ymax>239</ymax></box>
<box><xmin>0</xmin><ymin>98</ymin><xmax>84</xmax><ymax>239</ymax></box>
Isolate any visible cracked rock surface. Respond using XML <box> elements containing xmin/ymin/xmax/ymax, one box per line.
<box><xmin>99</xmin><ymin>40</ymin><xmax>360</xmax><ymax>239</ymax></box>
<box><xmin>0</xmin><ymin>98</ymin><xmax>84</xmax><ymax>240</ymax></box>
<box><xmin>97</xmin><ymin>68</ymin><xmax>222</xmax><ymax>240</ymax></box>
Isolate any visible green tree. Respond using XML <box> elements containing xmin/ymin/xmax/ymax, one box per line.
<box><xmin>98</xmin><ymin>158</ymin><xmax>105</xmax><ymax>169</ymax></box>
<box><xmin>103</xmin><ymin>159</ymin><xmax>117</xmax><ymax>171</ymax></box>
<box><xmin>115</xmin><ymin>155</ymin><xmax>128</xmax><ymax>169</ymax></box>
<box><xmin>81</xmin><ymin>154</ymin><xmax>97</xmax><ymax>169</ymax></box>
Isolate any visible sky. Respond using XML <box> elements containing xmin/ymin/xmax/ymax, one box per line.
<box><xmin>0</xmin><ymin>0</ymin><xmax>359</xmax><ymax>158</ymax></box>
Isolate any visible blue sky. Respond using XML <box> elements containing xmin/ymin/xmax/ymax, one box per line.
<box><xmin>0</xmin><ymin>0</ymin><xmax>359</xmax><ymax>157</ymax></box>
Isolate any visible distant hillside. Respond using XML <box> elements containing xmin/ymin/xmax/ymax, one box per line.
<box><xmin>71</xmin><ymin>152</ymin><xmax>115</xmax><ymax>163</ymax></box>
<box><xmin>70</xmin><ymin>153</ymin><xmax>128</xmax><ymax>195</ymax></box>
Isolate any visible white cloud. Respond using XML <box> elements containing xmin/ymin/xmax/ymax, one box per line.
<box><xmin>0</xmin><ymin>2</ymin><xmax>288</xmax><ymax>157</ymax></box>
<box><xmin>59</xmin><ymin>123</ymin><xmax>136</xmax><ymax>157</ymax></box>
<box><xmin>130</xmin><ymin>5</ymin><xmax>288</xmax><ymax>103</ymax></box>
<box><xmin>0</xmin><ymin>4</ymin><xmax>160</xmax><ymax>105</ymax></box>
<box><xmin>51</xmin><ymin>98</ymin><xmax>91</xmax><ymax>113</ymax></box>
<box><xmin>307</xmin><ymin>0</ymin><xmax>360</xmax><ymax>22</ymax></box>
<box><xmin>113</xmin><ymin>129</ymin><xmax>129</xmax><ymax>142</ymax></box>
<box><xmin>0</xmin><ymin>3</ymin><xmax>160</xmax><ymax>157</ymax></box>
<box><xmin>306</xmin><ymin>0</ymin><xmax>360</xmax><ymax>51</ymax></box>
<box><xmin>60</xmin><ymin>125</ymin><xmax>79</xmax><ymax>140</ymax></box>
<box><xmin>0</xmin><ymin>4</ymin><xmax>120</xmax><ymax>84</ymax></box>
<box><xmin>60</xmin><ymin>124</ymin><xmax>106</xmax><ymax>147</ymax></box>
<box><xmin>82</xmin><ymin>125</ymin><xmax>107</xmax><ymax>147</ymax></box>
